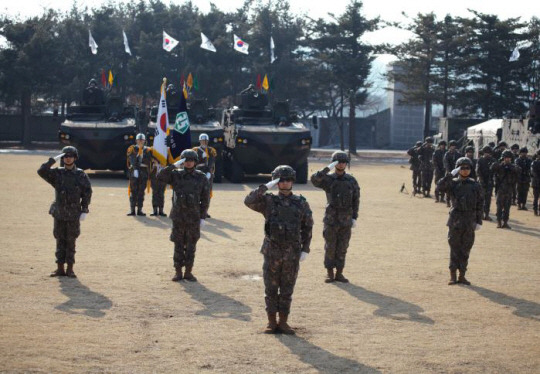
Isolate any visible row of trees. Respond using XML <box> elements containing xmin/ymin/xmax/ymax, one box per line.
<box><xmin>0</xmin><ymin>0</ymin><xmax>539</xmax><ymax>145</ymax></box>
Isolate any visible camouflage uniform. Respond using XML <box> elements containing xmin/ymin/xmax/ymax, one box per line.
<box><xmin>244</xmin><ymin>185</ymin><xmax>313</xmax><ymax>316</ymax></box>
<box><xmin>127</xmin><ymin>144</ymin><xmax>153</xmax><ymax>214</ymax></box>
<box><xmin>443</xmin><ymin>149</ymin><xmax>462</xmax><ymax>175</ymax></box>
<box><xmin>491</xmin><ymin>155</ymin><xmax>520</xmax><ymax>227</ymax></box>
<box><xmin>407</xmin><ymin>142</ymin><xmax>422</xmax><ymax>193</ymax></box>
<box><xmin>433</xmin><ymin>144</ymin><xmax>447</xmax><ymax>203</ymax></box>
<box><xmin>193</xmin><ymin>145</ymin><xmax>217</xmax><ymax>199</ymax></box>
<box><xmin>437</xmin><ymin>158</ymin><xmax>483</xmax><ymax>284</ymax></box>
<box><xmin>417</xmin><ymin>140</ymin><xmax>435</xmax><ymax>196</ymax></box>
<box><xmin>515</xmin><ymin>152</ymin><xmax>532</xmax><ymax>210</ymax></box>
<box><xmin>38</xmin><ymin>157</ymin><xmax>92</xmax><ymax>266</ymax></box>
<box><xmin>311</xmin><ymin>167</ymin><xmax>360</xmax><ymax>272</ymax></box>
<box><xmin>531</xmin><ymin>154</ymin><xmax>540</xmax><ymax>215</ymax></box>
<box><xmin>476</xmin><ymin>150</ymin><xmax>495</xmax><ymax>219</ymax></box>
<box><xmin>149</xmin><ymin>160</ymin><xmax>167</xmax><ymax>215</ymax></box>
<box><xmin>158</xmin><ymin>164</ymin><xmax>210</xmax><ymax>273</ymax></box>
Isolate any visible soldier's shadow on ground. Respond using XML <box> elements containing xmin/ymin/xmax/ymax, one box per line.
<box><xmin>87</xmin><ymin>172</ymin><xmax>128</xmax><ymax>189</ymax></box>
<box><xmin>276</xmin><ymin>335</ymin><xmax>381</xmax><ymax>373</ymax></box>
<box><xmin>55</xmin><ymin>277</ymin><xmax>112</xmax><ymax>318</ymax></box>
<box><xmin>134</xmin><ymin>215</ymin><xmax>171</xmax><ymax>229</ymax></box>
<box><xmin>180</xmin><ymin>282</ymin><xmax>251</xmax><ymax>322</ymax></box>
<box><xmin>506</xmin><ymin>222</ymin><xmax>540</xmax><ymax>239</ymax></box>
<box><xmin>468</xmin><ymin>285</ymin><xmax>540</xmax><ymax>321</ymax></box>
<box><xmin>334</xmin><ymin>282</ymin><xmax>434</xmax><ymax>324</ymax></box>
<box><xmin>202</xmin><ymin>217</ymin><xmax>242</xmax><ymax>240</ymax></box>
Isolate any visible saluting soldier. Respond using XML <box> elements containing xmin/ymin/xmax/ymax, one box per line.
<box><xmin>491</xmin><ymin>150</ymin><xmax>520</xmax><ymax>229</ymax></box>
<box><xmin>38</xmin><ymin>147</ymin><xmax>92</xmax><ymax>278</ymax></box>
<box><xmin>437</xmin><ymin>157</ymin><xmax>483</xmax><ymax>286</ymax></box>
<box><xmin>464</xmin><ymin>146</ymin><xmax>478</xmax><ymax>180</ymax></box>
<box><xmin>127</xmin><ymin>133</ymin><xmax>153</xmax><ymax>216</ymax></box>
<box><xmin>193</xmin><ymin>133</ymin><xmax>217</xmax><ymax>217</ymax></box>
<box><xmin>244</xmin><ymin>165</ymin><xmax>313</xmax><ymax>335</ymax></box>
<box><xmin>158</xmin><ymin>149</ymin><xmax>210</xmax><ymax>282</ymax></box>
<box><xmin>515</xmin><ymin>147</ymin><xmax>532</xmax><ymax>211</ymax></box>
<box><xmin>510</xmin><ymin>144</ymin><xmax>520</xmax><ymax>205</ymax></box>
<box><xmin>407</xmin><ymin>141</ymin><xmax>423</xmax><ymax>195</ymax></box>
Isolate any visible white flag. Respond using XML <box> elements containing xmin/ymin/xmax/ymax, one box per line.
<box><xmin>163</xmin><ymin>31</ymin><xmax>179</xmax><ymax>52</ymax></box>
<box><xmin>270</xmin><ymin>36</ymin><xmax>276</xmax><ymax>63</ymax></box>
<box><xmin>509</xmin><ymin>46</ymin><xmax>520</xmax><ymax>62</ymax></box>
<box><xmin>88</xmin><ymin>30</ymin><xmax>98</xmax><ymax>55</ymax></box>
<box><xmin>123</xmin><ymin>30</ymin><xmax>132</xmax><ymax>56</ymax></box>
<box><xmin>152</xmin><ymin>80</ymin><xmax>170</xmax><ymax>166</ymax></box>
<box><xmin>200</xmin><ymin>32</ymin><xmax>216</xmax><ymax>52</ymax></box>
<box><xmin>233</xmin><ymin>34</ymin><xmax>249</xmax><ymax>55</ymax></box>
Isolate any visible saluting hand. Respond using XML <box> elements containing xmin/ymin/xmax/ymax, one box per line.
<box><xmin>265</xmin><ymin>178</ymin><xmax>280</xmax><ymax>189</ymax></box>
<box><xmin>327</xmin><ymin>161</ymin><xmax>339</xmax><ymax>170</ymax></box>
<box><xmin>174</xmin><ymin>158</ymin><xmax>186</xmax><ymax>168</ymax></box>
<box><xmin>53</xmin><ymin>153</ymin><xmax>65</xmax><ymax>162</ymax></box>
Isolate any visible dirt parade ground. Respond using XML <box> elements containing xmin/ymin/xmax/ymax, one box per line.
<box><xmin>0</xmin><ymin>152</ymin><xmax>539</xmax><ymax>373</ymax></box>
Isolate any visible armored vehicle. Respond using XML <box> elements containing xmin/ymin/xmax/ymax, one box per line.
<box><xmin>58</xmin><ymin>81</ymin><xmax>137</xmax><ymax>171</ymax></box>
<box><xmin>221</xmin><ymin>87</ymin><xmax>312</xmax><ymax>183</ymax></box>
<box><xmin>147</xmin><ymin>94</ymin><xmax>224</xmax><ymax>182</ymax></box>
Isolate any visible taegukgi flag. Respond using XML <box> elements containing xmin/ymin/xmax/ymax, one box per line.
<box><xmin>152</xmin><ymin>79</ymin><xmax>170</xmax><ymax>166</ymax></box>
<box><xmin>89</xmin><ymin>30</ymin><xmax>98</xmax><ymax>55</ymax></box>
<box><xmin>163</xmin><ymin>31</ymin><xmax>179</xmax><ymax>52</ymax></box>
<box><xmin>200</xmin><ymin>32</ymin><xmax>216</xmax><ymax>52</ymax></box>
<box><xmin>233</xmin><ymin>34</ymin><xmax>249</xmax><ymax>55</ymax></box>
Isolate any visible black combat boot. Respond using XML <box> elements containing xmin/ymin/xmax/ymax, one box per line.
<box><xmin>137</xmin><ymin>209</ymin><xmax>146</xmax><ymax>216</ymax></box>
<box><xmin>50</xmin><ymin>263</ymin><xmax>66</xmax><ymax>277</ymax></box>
<box><xmin>448</xmin><ymin>269</ymin><xmax>457</xmax><ymax>285</ymax></box>
<box><xmin>183</xmin><ymin>266</ymin><xmax>197</xmax><ymax>282</ymax></box>
<box><xmin>278</xmin><ymin>312</ymin><xmax>295</xmax><ymax>335</ymax></box>
<box><xmin>502</xmin><ymin>221</ymin><xmax>511</xmax><ymax>229</ymax></box>
<box><xmin>171</xmin><ymin>268</ymin><xmax>183</xmax><ymax>282</ymax></box>
<box><xmin>457</xmin><ymin>270</ymin><xmax>470</xmax><ymax>285</ymax></box>
<box><xmin>522</xmin><ymin>204</ymin><xmax>528</xmax><ymax>211</ymax></box>
<box><xmin>534</xmin><ymin>208</ymin><xmax>539</xmax><ymax>216</ymax></box>
<box><xmin>264</xmin><ymin>313</ymin><xmax>278</xmax><ymax>334</ymax></box>
<box><xmin>159</xmin><ymin>207</ymin><xmax>167</xmax><ymax>217</ymax></box>
<box><xmin>517</xmin><ymin>204</ymin><xmax>523</xmax><ymax>210</ymax></box>
<box><xmin>66</xmin><ymin>263</ymin><xmax>76</xmax><ymax>278</ymax></box>
<box><xmin>483</xmin><ymin>213</ymin><xmax>493</xmax><ymax>222</ymax></box>
<box><xmin>325</xmin><ymin>268</ymin><xmax>335</xmax><ymax>283</ymax></box>
<box><xmin>497</xmin><ymin>220</ymin><xmax>502</xmax><ymax>228</ymax></box>
<box><xmin>335</xmin><ymin>268</ymin><xmax>349</xmax><ymax>283</ymax></box>
<box><xmin>127</xmin><ymin>207</ymin><xmax>136</xmax><ymax>216</ymax></box>
<box><xmin>150</xmin><ymin>207</ymin><xmax>158</xmax><ymax>216</ymax></box>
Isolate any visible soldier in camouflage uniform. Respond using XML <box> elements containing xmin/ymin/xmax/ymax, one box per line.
<box><xmin>244</xmin><ymin>165</ymin><xmax>313</xmax><ymax>335</ymax></box>
<box><xmin>433</xmin><ymin>140</ymin><xmax>447</xmax><ymax>203</ymax></box>
<box><xmin>476</xmin><ymin>146</ymin><xmax>495</xmax><ymax>221</ymax></box>
<box><xmin>437</xmin><ymin>157</ymin><xmax>483</xmax><ymax>286</ymax></box>
<box><xmin>158</xmin><ymin>149</ymin><xmax>210</xmax><ymax>282</ymax></box>
<box><xmin>193</xmin><ymin>133</ymin><xmax>217</xmax><ymax>218</ymax></box>
<box><xmin>417</xmin><ymin>137</ymin><xmax>435</xmax><ymax>197</ymax></box>
<box><xmin>407</xmin><ymin>141</ymin><xmax>423</xmax><ymax>194</ymax></box>
<box><xmin>149</xmin><ymin>158</ymin><xmax>167</xmax><ymax>216</ymax></box>
<box><xmin>492</xmin><ymin>141</ymin><xmax>508</xmax><ymax>163</ymax></box>
<box><xmin>465</xmin><ymin>146</ymin><xmax>478</xmax><ymax>180</ymax></box>
<box><xmin>491</xmin><ymin>150</ymin><xmax>520</xmax><ymax>229</ymax></box>
<box><xmin>515</xmin><ymin>147</ymin><xmax>532</xmax><ymax>211</ymax></box>
<box><xmin>531</xmin><ymin>150</ymin><xmax>540</xmax><ymax>216</ymax></box>
<box><xmin>311</xmin><ymin>151</ymin><xmax>360</xmax><ymax>283</ymax></box>
<box><xmin>127</xmin><ymin>133</ymin><xmax>153</xmax><ymax>216</ymax></box>
<box><xmin>38</xmin><ymin>146</ymin><xmax>92</xmax><ymax>278</ymax></box>
<box><xmin>510</xmin><ymin>144</ymin><xmax>520</xmax><ymax>205</ymax></box>
<box><xmin>443</xmin><ymin>140</ymin><xmax>462</xmax><ymax>207</ymax></box>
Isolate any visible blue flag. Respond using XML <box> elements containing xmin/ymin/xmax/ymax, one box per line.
<box><xmin>169</xmin><ymin>89</ymin><xmax>192</xmax><ymax>160</ymax></box>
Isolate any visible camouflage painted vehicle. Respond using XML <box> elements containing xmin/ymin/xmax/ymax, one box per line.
<box><xmin>58</xmin><ymin>91</ymin><xmax>137</xmax><ymax>171</ymax></box>
<box><xmin>146</xmin><ymin>97</ymin><xmax>224</xmax><ymax>182</ymax></box>
<box><xmin>221</xmin><ymin>87</ymin><xmax>312</xmax><ymax>183</ymax></box>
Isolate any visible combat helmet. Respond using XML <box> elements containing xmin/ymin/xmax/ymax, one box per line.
<box><xmin>180</xmin><ymin>149</ymin><xmax>198</xmax><ymax>162</ymax></box>
<box><xmin>415</xmin><ymin>141</ymin><xmax>422</xmax><ymax>147</ymax></box>
<box><xmin>199</xmin><ymin>133</ymin><xmax>209</xmax><ymax>141</ymax></box>
<box><xmin>88</xmin><ymin>78</ymin><xmax>97</xmax><ymax>86</ymax></box>
<box><xmin>136</xmin><ymin>133</ymin><xmax>146</xmax><ymax>141</ymax></box>
<box><xmin>438</xmin><ymin>140</ymin><xmax>447</xmax><ymax>146</ymax></box>
<box><xmin>481</xmin><ymin>145</ymin><xmax>492</xmax><ymax>154</ymax></box>
<box><xmin>465</xmin><ymin>146</ymin><xmax>474</xmax><ymax>153</ymax></box>
<box><xmin>455</xmin><ymin>157</ymin><xmax>473</xmax><ymax>168</ymax></box>
<box><xmin>331</xmin><ymin>151</ymin><xmax>349</xmax><ymax>164</ymax></box>
<box><xmin>519</xmin><ymin>147</ymin><xmax>528</xmax><ymax>154</ymax></box>
<box><xmin>61</xmin><ymin>146</ymin><xmax>79</xmax><ymax>159</ymax></box>
<box><xmin>425</xmin><ymin>136</ymin><xmax>434</xmax><ymax>144</ymax></box>
<box><xmin>511</xmin><ymin>143</ymin><xmax>520</xmax><ymax>150</ymax></box>
<box><xmin>271</xmin><ymin>165</ymin><xmax>296</xmax><ymax>182</ymax></box>
<box><xmin>498</xmin><ymin>141</ymin><xmax>508</xmax><ymax>148</ymax></box>
<box><xmin>449</xmin><ymin>140</ymin><xmax>458</xmax><ymax>147</ymax></box>
<box><xmin>502</xmin><ymin>150</ymin><xmax>514</xmax><ymax>159</ymax></box>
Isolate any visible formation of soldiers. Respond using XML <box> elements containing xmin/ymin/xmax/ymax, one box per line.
<box><xmin>407</xmin><ymin>138</ymin><xmax>540</xmax><ymax>285</ymax></box>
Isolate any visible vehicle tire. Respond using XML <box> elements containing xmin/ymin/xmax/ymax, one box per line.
<box><xmin>228</xmin><ymin>158</ymin><xmax>244</xmax><ymax>183</ymax></box>
<box><xmin>296</xmin><ymin>161</ymin><xmax>308</xmax><ymax>184</ymax></box>
<box><xmin>214</xmin><ymin>156</ymin><xmax>223</xmax><ymax>183</ymax></box>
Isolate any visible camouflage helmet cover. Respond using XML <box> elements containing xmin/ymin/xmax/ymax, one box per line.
<box><xmin>502</xmin><ymin>150</ymin><xmax>514</xmax><ymax>159</ymax></box>
<box><xmin>271</xmin><ymin>165</ymin><xmax>296</xmax><ymax>181</ymax></box>
<box><xmin>519</xmin><ymin>147</ymin><xmax>528</xmax><ymax>153</ymax></box>
<box><xmin>465</xmin><ymin>146</ymin><xmax>474</xmax><ymax>153</ymax></box>
<box><xmin>180</xmin><ymin>149</ymin><xmax>198</xmax><ymax>162</ymax></box>
<box><xmin>455</xmin><ymin>157</ymin><xmax>473</xmax><ymax>168</ymax></box>
<box><xmin>438</xmin><ymin>140</ymin><xmax>447</xmax><ymax>146</ymax></box>
<box><xmin>449</xmin><ymin>140</ymin><xmax>458</xmax><ymax>147</ymax></box>
<box><xmin>425</xmin><ymin>136</ymin><xmax>434</xmax><ymax>143</ymax></box>
<box><xmin>511</xmin><ymin>143</ymin><xmax>520</xmax><ymax>150</ymax></box>
<box><xmin>481</xmin><ymin>145</ymin><xmax>492</xmax><ymax>153</ymax></box>
<box><xmin>331</xmin><ymin>151</ymin><xmax>349</xmax><ymax>163</ymax></box>
<box><xmin>61</xmin><ymin>146</ymin><xmax>79</xmax><ymax>159</ymax></box>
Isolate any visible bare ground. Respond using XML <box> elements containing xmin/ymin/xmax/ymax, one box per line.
<box><xmin>0</xmin><ymin>153</ymin><xmax>539</xmax><ymax>373</ymax></box>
